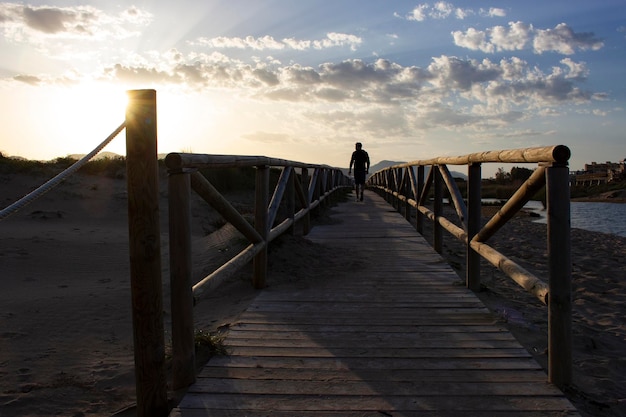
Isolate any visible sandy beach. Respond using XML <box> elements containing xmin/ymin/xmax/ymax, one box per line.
<box><xmin>1</xmin><ymin>171</ymin><xmax>625</xmax><ymax>417</ymax></box>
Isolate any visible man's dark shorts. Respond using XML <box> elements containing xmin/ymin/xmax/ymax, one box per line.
<box><xmin>354</xmin><ymin>170</ymin><xmax>366</xmax><ymax>185</ymax></box>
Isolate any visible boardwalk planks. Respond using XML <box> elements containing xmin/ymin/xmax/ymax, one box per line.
<box><xmin>169</xmin><ymin>190</ymin><xmax>579</xmax><ymax>416</ymax></box>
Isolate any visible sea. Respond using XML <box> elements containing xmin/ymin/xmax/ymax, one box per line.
<box><xmin>525</xmin><ymin>200</ymin><xmax>626</xmax><ymax>238</ymax></box>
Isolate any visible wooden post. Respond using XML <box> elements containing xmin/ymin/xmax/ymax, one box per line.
<box><xmin>168</xmin><ymin>171</ymin><xmax>195</xmax><ymax>390</ymax></box>
<box><xmin>384</xmin><ymin>169</ymin><xmax>393</xmax><ymax>207</ymax></box>
<box><xmin>253</xmin><ymin>165</ymin><xmax>269</xmax><ymax>289</ymax></box>
<box><xmin>301</xmin><ymin>168</ymin><xmax>311</xmax><ymax>235</ymax></box>
<box><xmin>467</xmin><ymin>163</ymin><xmax>481</xmax><ymax>291</ymax></box>
<box><xmin>546</xmin><ymin>162</ymin><xmax>572</xmax><ymax>388</ymax></box>
<box><xmin>125</xmin><ymin>89</ymin><xmax>168</xmax><ymax>417</ymax></box>
<box><xmin>395</xmin><ymin>168</ymin><xmax>401</xmax><ymax>211</ymax></box>
<box><xmin>321</xmin><ymin>169</ymin><xmax>329</xmax><ymax>208</ymax></box>
<box><xmin>312</xmin><ymin>168</ymin><xmax>321</xmax><ymax>215</ymax></box>
<box><xmin>287</xmin><ymin>168</ymin><xmax>296</xmax><ymax>235</ymax></box>
<box><xmin>403</xmin><ymin>168</ymin><xmax>410</xmax><ymax>221</ymax></box>
<box><xmin>417</xmin><ymin>166</ymin><xmax>425</xmax><ymax>234</ymax></box>
<box><xmin>433</xmin><ymin>166</ymin><xmax>443</xmax><ymax>254</ymax></box>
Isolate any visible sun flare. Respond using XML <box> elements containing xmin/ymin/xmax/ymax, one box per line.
<box><xmin>48</xmin><ymin>82</ymin><xmax>129</xmax><ymax>156</ymax></box>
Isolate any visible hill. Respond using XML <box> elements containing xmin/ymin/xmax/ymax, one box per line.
<box><xmin>66</xmin><ymin>151</ymin><xmax>123</xmax><ymax>161</ymax></box>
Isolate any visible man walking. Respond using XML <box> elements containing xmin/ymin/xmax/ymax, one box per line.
<box><xmin>348</xmin><ymin>142</ymin><xmax>370</xmax><ymax>201</ymax></box>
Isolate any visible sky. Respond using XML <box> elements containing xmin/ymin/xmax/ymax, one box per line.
<box><xmin>1</xmin><ymin>1</ymin><xmax>625</xmax><ymax>176</ymax></box>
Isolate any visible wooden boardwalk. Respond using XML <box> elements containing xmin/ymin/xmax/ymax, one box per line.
<box><xmin>170</xmin><ymin>190</ymin><xmax>579</xmax><ymax>416</ymax></box>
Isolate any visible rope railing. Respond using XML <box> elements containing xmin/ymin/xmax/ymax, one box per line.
<box><xmin>0</xmin><ymin>122</ymin><xmax>126</xmax><ymax>221</ymax></box>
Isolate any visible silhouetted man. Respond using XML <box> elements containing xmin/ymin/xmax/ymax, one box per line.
<box><xmin>348</xmin><ymin>142</ymin><xmax>370</xmax><ymax>201</ymax></box>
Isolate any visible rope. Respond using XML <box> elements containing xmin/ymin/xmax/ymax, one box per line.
<box><xmin>0</xmin><ymin>122</ymin><xmax>126</xmax><ymax>222</ymax></box>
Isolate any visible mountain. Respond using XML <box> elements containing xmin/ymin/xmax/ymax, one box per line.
<box><xmin>66</xmin><ymin>151</ymin><xmax>123</xmax><ymax>161</ymax></box>
<box><xmin>369</xmin><ymin>160</ymin><xmax>405</xmax><ymax>173</ymax></box>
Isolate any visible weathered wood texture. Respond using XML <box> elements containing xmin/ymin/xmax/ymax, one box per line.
<box><xmin>125</xmin><ymin>89</ymin><xmax>168</xmax><ymax>417</ymax></box>
<box><xmin>169</xmin><ymin>191</ymin><xmax>579</xmax><ymax>416</ymax></box>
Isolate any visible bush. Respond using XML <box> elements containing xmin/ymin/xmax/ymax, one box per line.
<box><xmin>77</xmin><ymin>156</ymin><xmax>127</xmax><ymax>178</ymax></box>
<box><xmin>0</xmin><ymin>152</ymin><xmax>49</xmax><ymax>174</ymax></box>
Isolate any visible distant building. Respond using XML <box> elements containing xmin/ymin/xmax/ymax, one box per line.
<box><xmin>573</xmin><ymin>159</ymin><xmax>625</xmax><ymax>186</ymax></box>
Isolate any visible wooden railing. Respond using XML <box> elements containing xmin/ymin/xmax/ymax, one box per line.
<box><xmin>164</xmin><ymin>153</ymin><xmax>350</xmax><ymax>391</ymax></box>
<box><xmin>366</xmin><ymin>146</ymin><xmax>572</xmax><ymax>388</ymax></box>
<box><xmin>124</xmin><ymin>90</ymin><xmax>351</xmax><ymax>416</ymax></box>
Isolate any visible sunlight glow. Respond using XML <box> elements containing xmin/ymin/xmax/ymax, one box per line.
<box><xmin>47</xmin><ymin>83</ymin><xmax>129</xmax><ymax>156</ymax></box>
<box><xmin>156</xmin><ymin>90</ymin><xmax>220</xmax><ymax>156</ymax></box>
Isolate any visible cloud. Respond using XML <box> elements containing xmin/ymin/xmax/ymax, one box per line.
<box><xmin>22</xmin><ymin>7</ymin><xmax>76</xmax><ymax>34</ymax></box>
<box><xmin>193</xmin><ymin>32</ymin><xmax>362</xmax><ymax>52</ymax></box>
<box><xmin>102</xmin><ymin>64</ymin><xmax>179</xmax><ymax>85</ymax></box>
<box><xmin>11</xmin><ymin>43</ymin><xmax>604</xmax><ymax>136</ymax></box>
<box><xmin>534</xmin><ymin>23</ymin><xmax>604</xmax><ymax>54</ymax></box>
<box><xmin>482</xmin><ymin>8</ymin><xmax>507</xmax><ymax>18</ymax></box>
<box><xmin>0</xmin><ymin>3</ymin><xmax>152</xmax><ymax>42</ymax></box>
<box><xmin>453</xmin><ymin>21</ymin><xmax>604</xmax><ymax>54</ymax></box>
<box><xmin>13</xmin><ymin>74</ymin><xmax>41</xmax><ymax>85</ymax></box>
<box><xmin>314</xmin><ymin>32</ymin><xmax>362</xmax><ymax>51</ymax></box>
<box><xmin>427</xmin><ymin>55</ymin><xmax>501</xmax><ymax>91</ymax></box>
<box><xmin>90</xmin><ymin>50</ymin><xmax>601</xmax><ymax>118</ymax></box>
<box><xmin>403</xmin><ymin>2</ymin><xmax>505</xmax><ymax>21</ymax></box>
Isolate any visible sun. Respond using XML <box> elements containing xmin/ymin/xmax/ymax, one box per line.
<box><xmin>48</xmin><ymin>82</ymin><xmax>129</xmax><ymax>156</ymax></box>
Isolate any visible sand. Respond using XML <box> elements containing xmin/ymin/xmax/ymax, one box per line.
<box><xmin>1</xmin><ymin>172</ymin><xmax>625</xmax><ymax>417</ymax></box>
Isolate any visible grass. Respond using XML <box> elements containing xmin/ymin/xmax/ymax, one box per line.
<box><xmin>194</xmin><ymin>329</ymin><xmax>227</xmax><ymax>356</ymax></box>
<box><xmin>194</xmin><ymin>329</ymin><xmax>228</xmax><ymax>371</ymax></box>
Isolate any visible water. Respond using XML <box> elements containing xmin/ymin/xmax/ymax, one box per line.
<box><xmin>448</xmin><ymin>198</ymin><xmax>626</xmax><ymax>237</ymax></box>
<box><xmin>526</xmin><ymin>201</ymin><xmax>626</xmax><ymax>238</ymax></box>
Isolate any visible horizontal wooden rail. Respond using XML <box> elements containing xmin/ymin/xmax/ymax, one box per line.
<box><xmin>388</xmin><ymin>145</ymin><xmax>571</xmax><ymax>169</ymax></box>
<box><xmin>164</xmin><ymin>152</ymin><xmax>351</xmax><ymax>391</ymax></box>
<box><xmin>367</xmin><ymin>145</ymin><xmax>572</xmax><ymax>389</ymax></box>
<box><xmin>164</xmin><ymin>152</ymin><xmax>335</xmax><ymax>171</ymax></box>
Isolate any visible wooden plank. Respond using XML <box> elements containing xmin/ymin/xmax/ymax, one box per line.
<box><xmin>245</xmin><ymin>300</ymin><xmax>488</xmax><ymax>311</ymax></box>
<box><xmin>224</xmin><ymin>338</ymin><xmax>526</xmax><ymax>349</ymax></box>
<box><xmin>171</xmin><ymin>410</ymin><xmax>579</xmax><ymax>417</ymax></box>
<box><xmin>225</xmin><ymin>328</ymin><xmax>517</xmax><ymax>341</ymax></box>
<box><xmin>177</xmin><ymin>393</ymin><xmax>577</xmax><ymax>413</ymax></box>
<box><xmin>188</xmin><ymin>378</ymin><xmax>566</xmax><ymax>396</ymax></box>
<box><xmin>225</xmin><ymin>346</ymin><xmax>532</xmax><ymax>358</ymax></box>
<box><xmin>170</xmin><ymin>190</ymin><xmax>579</xmax><ymax>417</ymax></box>
<box><xmin>227</xmin><ymin>323</ymin><xmax>512</xmax><ymax>334</ymax></box>
<box><xmin>198</xmin><ymin>367</ymin><xmax>549</xmax><ymax>382</ymax></box>
<box><xmin>202</xmin><ymin>355</ymin><xmax>545</xmax><ymax>371</ymax></box>
<box><xmin>229</xmin><ymin>314</ymin><xmax>499</xmax><ymax>326</ymax></box>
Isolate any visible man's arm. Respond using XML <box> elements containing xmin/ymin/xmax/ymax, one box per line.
<box><xmin>366</xmin><ymin>154</ymin><xmax>370</xmax><ymax>173</ymax></box>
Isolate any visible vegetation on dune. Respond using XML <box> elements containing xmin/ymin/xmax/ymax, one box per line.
<box><xmin>570</xmin><ymin>181</ymin><xmax>626</xmax><ymax>199</ymax></box>
<box><xmin>0</xmin><ymin>152</ymin><xmax>125</xmax><ymax>178</ymax></box>
<box><xmin>0</xmin><ymin>152</ymin><xmax>71</xmax><ymax>175</ymax></box>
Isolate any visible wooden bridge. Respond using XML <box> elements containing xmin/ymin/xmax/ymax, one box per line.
<box><xmin>168</xmin><ymin>191</ymin><xmax>578</xmax><ymax>416</ymax></box>
<box><xmin>0</xmin><ymin>90</ymin><xmax>578</xmax><ymax>416</ymax></box>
